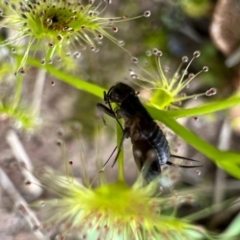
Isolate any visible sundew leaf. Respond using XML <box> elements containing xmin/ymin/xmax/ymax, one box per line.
<box><xmin>26</xmin><ymin>56</ymin><xmax>240</xmax><ymax>178</ymax></box>
<box><xmin>27</xmin><ymin>56</ymin><xmax>240</xmax><ymax>117</ymax></box>
<box><xmin>4</xmin><ymin>1</ymin><xmax>151</xmax><ymax>73</ymax></box>
<box><xmin>219</xmin><ymin>212</ymin><xmax>240</xmax><ymax>239</ymax></box>
<box><xmin>157</xmin><ymin>94</ymin><xmax>240</xmax><ymax>118</ymax></box>
<box><xmin>25</xmin><ymin>56</ymin><xmax>106</xmax><ymax>98</ymax></box>
<box><xmin>149</xmin><ymin>109</ymin><xmax>240</xmax><ymax>179</ymax></box>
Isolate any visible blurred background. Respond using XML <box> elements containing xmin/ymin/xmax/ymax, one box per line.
<box><xmin>0</xmin><ymin>0</ymin><xmax>240</xmax><ymax>239</ymax></box>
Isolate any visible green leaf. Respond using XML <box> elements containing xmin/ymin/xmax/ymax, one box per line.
<box><xmin>27</xmin><ymin>55</ymin><xmax>240</xmax><ymax>117</ymax></box>
<box><xmin>117</xmin><ymin>120</ymin><xmax>124</xmax><ymax>181</ymax></box>
<box><xmin>146</xmin><ymin>93</ymin><xmax>240</xmax><ymax>118</ymax></box>
<box><xmin>218</xmin><ymin>212</ymin><xmax>240</xmax><ymax>239</ymax></box>
<box><xmin>26</xmin><ymin>56</ymin><xmax>240</xmax><ymax>178</ymax></box>
<box><xmin>25</xmin><ymin>56</ymin><xmax>106</xmax><ymax>98</ymax></box>
<box><xmin>148</xmin><ymin>108</ymin><xmax>240</xmax><ymax>179</ymax></box>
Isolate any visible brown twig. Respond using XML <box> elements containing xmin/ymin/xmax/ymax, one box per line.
<box><xmin>6</xmin><ymin>129</ymin><xmax>43</xmax><ymax>199</ymax></box>
<box><xmin>0</xmin><ymin>167</ymin><xmax>46</xmax><ymax>239</ymax></box>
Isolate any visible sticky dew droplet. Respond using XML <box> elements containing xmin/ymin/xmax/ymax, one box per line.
<box><xmin>152</xmin><ymin>48</ymin><xmax>159</xmax><ymax>55</ymax></box>
<box><xmin>156</xmin><ymin>50</ymin><xmax>162</xmax><ymax>57</ymax></box>
<box><xmin>182</xmin><ymin>56</ymin><xmax>188</xmax><ymax>63</ymax></box>
<box><xmin>131</xmin><ymin>57</ymin><xmax>138</xmax><ymax>64</ymax></box>
<box><xmin>143</xmin><ymin>10</ymin><xmax>151</xmax><ymax>17</ymax></box>
<box><xmin>118</xmin><ymin>40</ymin><xmax>125</xmax><ymax>46</ymax></box>
<box><xmin>90</xmin><ymin>46</ymin><xmax>96</xmax><ymax>51</ymax></box>
<box><xmin>112</xmin><ymin>26</ymin><xmax>118</xmax><ymax>32</ymax></box>
<box><xmin>145</xmin><ymin>50</ymin><xmax>152</xmax><ymax>57</ymax></box>
<box><xmin>19</xmin><ymin>67</ymin><xmax>25</xmax><ymax>75</ymax></box>
<box><xmin>97</xmin><ymin>34</ymin><xmax>103</xmax><ymax>39</ymax></box>
<box><xmin>195</xmin><ymin>169</ymin><xmax>201</xmax><ymax>176</ymax></box>
<box><xmin>56</xmin><ymin>139</ymin><xmax>63</xmax><ymax>146</ymax></box>
<box><xmin>73</xmin><ymin>52</ymin><xmax>81</xmax><ymax>59</ymax></box>
<box><xmin>131</xmin><ymin>74</ymin><xmax>138</xmax><ymax>79</ymax></box>
<box><xmin>88</xmin><ymin>10</ymin><xmax>94</xmax><ymax>17</ymax></box>
<box><xmin>57</xmin><ymin>34</ymin><xmax>62</xmax><ymax>41</ymax></box>
<box><xmin>57</xmin><ymin>128</ymin><xmax>64</xmax><ymax>137</ymax></box>
<box><xmin>205</xmin><ymin>88</ymin><xmax>217</xmax><ymax>96</ymax></box>
<box><xmin>164</xmin><ymin>67</ymin><xmax>170</xmax><ymax>73</ymax></box>
<box><xmin>202</xmin><ymin>66</ymin><xmax>209</xmax><ymax>72</ymax></box>
<box><xmin>188</xmin><ymin>73</ymin><xmax>195</xmax><ymax>79</ymax></box>
<box><xmin>193</xmin><ymin>50</ymin><xmax>200</xmax><ymax>58</ymax></box>
<box><xmin>25</xmin><ymin>180</ymin><xmax>31</xmax><ymax>185</ymax></box>
<box><xmin>182</xmin><ymin>69</ymin><xmax>188</xmax><ymax>76</ymax></box>
<box><xmin>193</xmin><ymin>116</ymin><xmax>198</xmax><ymax>121</ymax></box>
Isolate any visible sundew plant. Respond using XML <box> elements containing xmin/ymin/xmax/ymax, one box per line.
<box><xmin>0</xmin><ymin>0</ymin><xmax>150</xmax><ymax>73</ymax></box>
<box><xmin>0</xmin><ymin>1</ymin><xmax>240</xmax><ymax>240</ymax></box>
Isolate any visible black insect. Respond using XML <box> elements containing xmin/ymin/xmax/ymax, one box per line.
<box><xmin>97</xmin><ymin>82</ymin><xmax>198</xmax><ymax>182</ymax></box>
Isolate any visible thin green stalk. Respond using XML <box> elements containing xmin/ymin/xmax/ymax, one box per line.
<box><xmin>26</xmin><ymin>55</ymin><xmax>240</xmax><ymax>118</ymax></box>
<box><xmin>185</xmin><ymin>198</ymin><xmax>235</xmax><ymax>222</ymax></box>
<box><xmin>157</xmin><ymin>94</ymin><xmax>240</xmax><ymax>118</ymax></box>
<box><xmin>117</xmin><ymin>121</ymin><xmax>124</xmax><ymax>181</ymax></box>
<box><xmin>146</xmin><ymin>95</ymin><xmax>240</xmax><ymax>119</ymax></box>
<box><xmin>150</xmin><ymin>111</ymin><xmax>240</xmax><ymax>179</ymax></box>
<box><xmin>25</xmin><ymin>56</ymin><xmax>105</xmax><ymax>98</ymax></box>
<box><xmin>12</xmin><ymin>75</ymin><xmax>23</xmax><ymax>110</ymax></box>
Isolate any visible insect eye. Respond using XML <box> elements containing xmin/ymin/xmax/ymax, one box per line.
<box><xmin>111</xmin><ymin>91</ymin><xmax>122</xmax><ymax>101</ymax></box>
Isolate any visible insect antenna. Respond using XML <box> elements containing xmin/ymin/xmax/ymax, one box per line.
<box><xmin>168</xmin><ymin>154</ymin><xmax>202</xmax><ymax>168</ymax></box>
<box><xmin>166</xmin><ymin>161</ymin><xmax>202</xmax><ymax>168</ymax></box>
<box><xmin>170</xmin><ymin>154</ymin><xmax>200</xmax><ymax>162</ymax></box>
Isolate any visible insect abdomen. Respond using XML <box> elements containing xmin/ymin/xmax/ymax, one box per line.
<box><xmin>147</xmin><ymin>123</ymin><xmax>170</xmax><ymax>165</ymax></box>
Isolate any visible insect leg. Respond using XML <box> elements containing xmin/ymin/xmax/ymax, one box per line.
<box><xmin>111</xmin><ymin>127</ymin><xmax>130</xmax><ymax>168</ymax></box>
<box><xmin>97</xmin><ymin>103</ymin><xmax>116</xmax><ymax>126</ymax></box>
<box><xmin>101</xmin><ymin>145</ymin><xmax>118</xmax><ymax>169</ymax></box>
<box><xmin>97</xmin><ymin>103</ymin><xmax>126</xmax><ymax>169</ymax></box>
<box><xmin>100</xmin><ymin>127</ymin><xmax>128</xmax><ymax>171</ymax></box>
<box><xmin>96</xmin><ymin>103</ymin><xmax>123</xmax><ymax>131</ymax></box>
